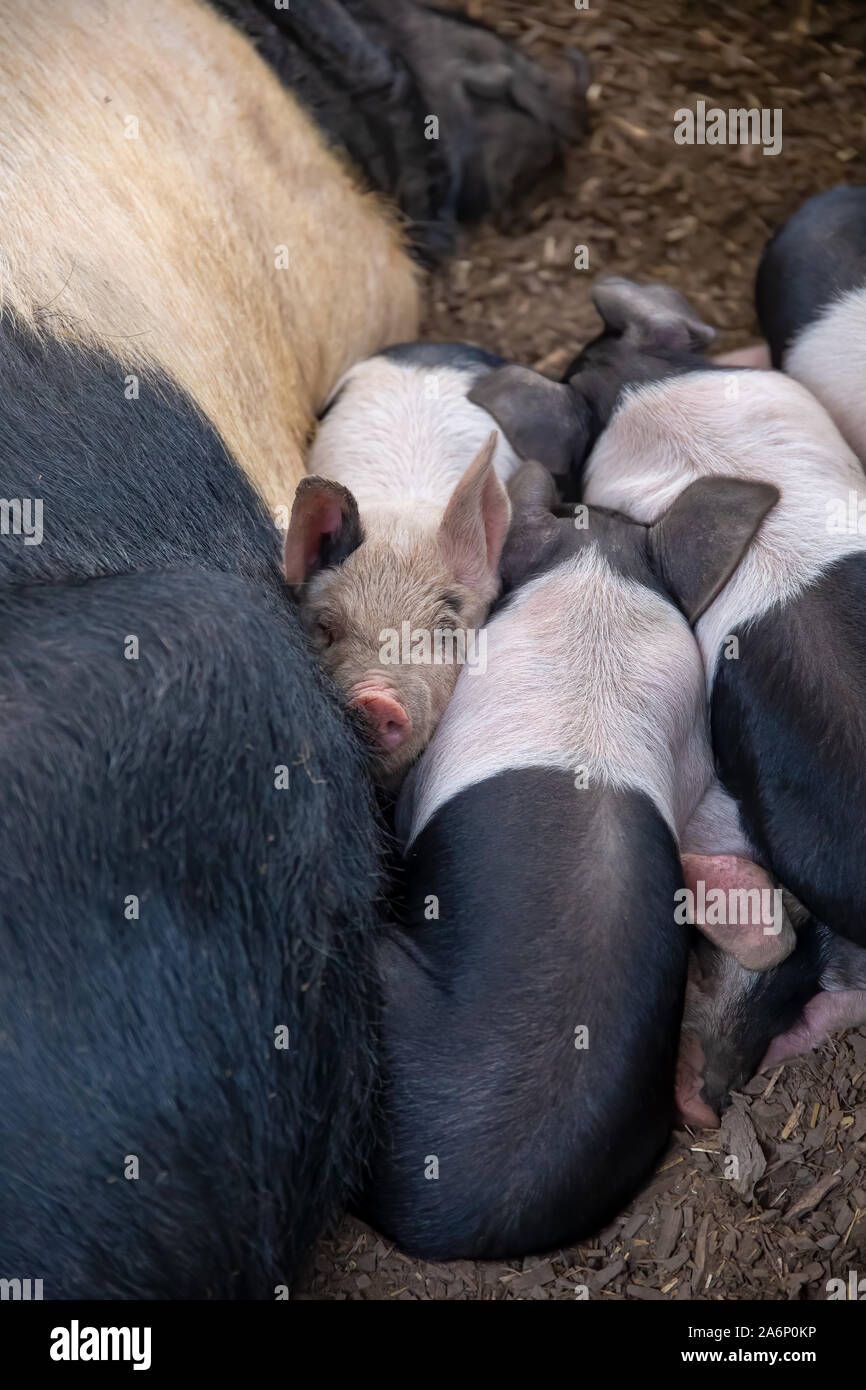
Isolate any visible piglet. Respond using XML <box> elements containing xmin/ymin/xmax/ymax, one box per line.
<box><xmin>673</xmin><ymin>776</ymin><xmax>820</xmax><ymax>1125</ymax></box>
<box><xmin>681</xmin><ymin>885</ymin><xmax>866</xmax><ymax>1125</ymax></box>
<box><xmin>358</xmin><ymin>462</ymin><xmax>776</xmax><ymax>1259</ymax></box>
<box><xmin>472</xmin><ymin>276</ymin><xmax>866</xmax><ymax>948</ymax></box>
<box><xmin>285</xmin><ymin>344</ymin><xmax>520</xmax><ymax>787</ymax></box>
<box><xmin>757</xmin><ymin>184</ymin><xmax>866</xmax><ymax>467</ymax></box>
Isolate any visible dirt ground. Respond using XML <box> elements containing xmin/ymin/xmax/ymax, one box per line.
<box><xmin>299</xmin><ymin>0</ymin><xmax>866</xmax><ymax>1300</ymax></box>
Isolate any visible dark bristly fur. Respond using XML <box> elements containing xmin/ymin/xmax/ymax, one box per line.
<box><xmin>211</xmin><ymin>0</ymin><xmax>586</xmax><ymax>264</ymax></box>
<box><xmin>0</xmin><ymin>321</ymin><xmax>382</xmax><ymax>1298</ymax></box>
<box><xmin>711</xmin><ymin>556</ymin><xmax>866</xmax><ymax>948</ymax></box>
<box><xmin>360</xmin><ymin>773</ymin><xmax>687</xmax><ymax>1261</ymax></box>
<box><xmin>756</xmin><ymin>185</ymin><xmax>866</xmax><ymax>366</ymax></box>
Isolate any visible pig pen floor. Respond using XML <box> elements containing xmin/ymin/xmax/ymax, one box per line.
<box><xmin>299</xmin><ymin>0</ymin><xmax>866</xmax><ymax>1301</ymax></box>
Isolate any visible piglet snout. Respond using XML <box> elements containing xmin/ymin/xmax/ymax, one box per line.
<box><xmin>675</xmin><ymin>1028</ymin><xmax>721</xmax><ymax>1130</ymax></box>
<box><xmin>349</xmin><ymin>678</ymin><xmax>412</xmax><ymax>752</ymax></box>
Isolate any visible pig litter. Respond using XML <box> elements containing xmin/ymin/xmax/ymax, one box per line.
<box><xmin>298</xmin><ymin>0</ymin><xmax>866</xmax><ymax>1300</ymax></box>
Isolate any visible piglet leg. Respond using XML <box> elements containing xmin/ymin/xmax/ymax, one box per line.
<box><xmin>759</xmin><ymin>989</ymin><xmax>866</xmax><ymax>1071</ymax></box>
<box><xmin>681</xmin><ymin>853</ymin><xmax>796</xmax><ymax>970</ymax></box>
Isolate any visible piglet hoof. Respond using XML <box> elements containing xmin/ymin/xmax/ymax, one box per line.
<box><xmin>681</xmin><ymin>852</ymin><xmax>796</xmax><ymax>971</ymax></box>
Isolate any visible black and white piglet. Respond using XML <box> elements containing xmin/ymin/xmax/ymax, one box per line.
<box><xmin>757</xmin><ymin>184</ymin><xmax>866</xmax><ymax>467</ymax></box>
<box><xmin>472</xmin><ymin>276</ymin><xmax>866</xmax><ymax>948</ymax></box>
<box><xmin>359</xmin><ymin>463</ymin><xmax>776</xmax><ymax>1259</ymax></box>
<box><xmin>680</xmin><ymin>191</ymin><xmax>866</xmax><ymax>1111</ymax></box>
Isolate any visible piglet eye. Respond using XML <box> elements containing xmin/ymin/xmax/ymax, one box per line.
<box><xmin>316</xmin><ymin>620</ymin><xmax>339</xmax><ymax>647</ymax></box>
<box><xmin>438</xmin><ymin>590</ymin><xmax>462</xmax><ymax>618</ymax></box>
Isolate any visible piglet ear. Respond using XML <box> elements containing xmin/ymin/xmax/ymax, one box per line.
<box><xmin>592</xmin><ymin>275</ymin><xmax>716</xmax><ymax>355</ymax></box>
<box><xmin>499</xmin><ymin>460</ymin><xmax>560</xmax><ymax>591</ymax></box>
<box><xmin>438</xmin><ymin>431</ymin><xmax>511</xmax><ymax>602</ymax></box>
<box><xmin>649</xmin><ymin>476</ymin><xmax>779</xmax><ymax>624</ymax></box>
<box><xmin>682</xmin><ymin>854</ymin><xmax>796</xmax><ymax>971</ymax></box>
<box><xmin>284</xmin><ymin>476</ymin><xmax>362</xmax><ymax>585</ymax></box>
<box><xmin>468</xmin><ymin>365</ymin><xmax>585</xmax><ymax>478</ymax></box>
<box><xmin>508</xmin><ymin>457</ymin><xmax>559</xmax><ymax>515</ymax></box>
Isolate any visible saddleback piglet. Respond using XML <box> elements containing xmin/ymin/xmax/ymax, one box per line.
<box><xmin>757</xmin><ymin>184</ymin><xmax>866</xmax><ymax>467</ymax></box>
<box><xmin>677</xmin><ymin>190</ymin><xmax>866</xmax><ymax>1118</ymax></box>
<box><xmin>472</xmin><ymin>277</ymin><xmax>866</xmax><ymax>948</ymax></box>
<box><xmin>358</xmin><ymin>461</ymin><xmax>776</xmax><ymax>1259</ymax></box>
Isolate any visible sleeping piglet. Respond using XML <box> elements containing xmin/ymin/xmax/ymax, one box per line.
<box><xmin>472</xmin><ymin>276</ymin><xmax>866</xmax><ymax>947</ymax></box>
<box><xmin>676</xmin><ymin>776</ymin><xmax>866</xmax><ymax>1124</ymax></box>
<box><xmin>757</xmin><ymin>184</ymin><xmax>866</xmax><ymax>468</ymax></box>
<box><xmin>285</xmin><ymin>344</ymin><xmax>521</xmax><ymax>788</ymax></box>
<box><xmin>680</xmin><ymin>878</ymin><xmax>866</xmax><ymax>1125</ymax></box>
<box><xmin>358</xmin><ymin>462</ymin><xmax>777</xmax><ymax>1259</ymax></box>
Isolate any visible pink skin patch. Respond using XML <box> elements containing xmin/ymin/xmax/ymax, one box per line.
<box><xmin>283</xmin><ymin>483</ymin><xmax>349</xmax><ymax>585</ymax></box>
<box><xmin>676</xmin><ymin>1028</ymin><xmax>720</xmax><ymax>1129</ymax></box>
<box><xmin>713</xmin><ymin>342</ymin><xmax>772</xmax><ymax>370</ymax></box>
<box><xmin>348</xmin><ymin>678</ymin><xmax>412</xmax><ymax>752</ymax></box>
<box><xmin>303</xmin><ymin>501</ymin><xmax>343</xmax><ymax>571</ymax></box>
<box><xmin>759</xmin><ymin>989</ymin><xmax>866</xmax><ymax>1072</ymax></box>
<box><xmin>674</xmin><ymin>993</ymin><xmax>866</xmax><ymax>1130</ymax></box>
<box><xmin>681</xmin><ymin>853</ymin><xmax>795</xmax><ymax>970</ymax></box>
